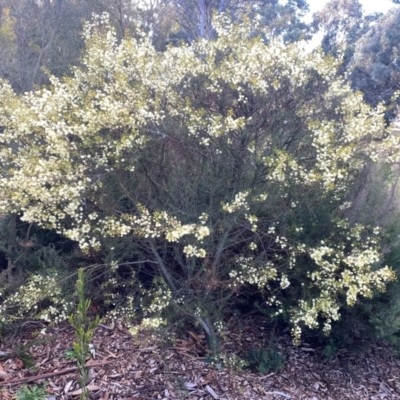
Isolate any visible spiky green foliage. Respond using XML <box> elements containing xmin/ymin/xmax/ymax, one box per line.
<box><xmin>68</xmin><ymin>269</ymin><xmax>100</xmax><ymax>400</ymax></box>
<box><xmin>245</xmin><ymin>345</ymin><xmax>285</xmax><ymax>374</ymax></box>
<box><xmin>16</xmin><ymin>384</ymin><xmax>48</xmax><ymax>400</ymax></box>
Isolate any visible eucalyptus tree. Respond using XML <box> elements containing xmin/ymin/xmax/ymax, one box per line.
<box><xmin>349</xmin><ymin>5</ymin><xmax>400</xmax><ymax>119</ymax></box>
<box><xmin>171</xmin><ymin>0</ymin><xmax>310</xmax><ymax>43</ymax></box>
<box><xmin>312</xmin><ymin>0</ymin><xmax>364</xmax><ymax>56</ymax></box>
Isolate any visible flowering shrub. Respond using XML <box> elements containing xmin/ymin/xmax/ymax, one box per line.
<box><xmin>0</xmin><ymin>270</ymin><xmax>72</xmax><ymax>324</ymax></box>
<box><xmin>0</xmin><ymin>241</ymin><xmax>75</xmax><ymax>329</ymax></box>
<box><xmin>0</xmin><ymin>14</ymin><xmax>398</xmax><ymax>345</ymax></box>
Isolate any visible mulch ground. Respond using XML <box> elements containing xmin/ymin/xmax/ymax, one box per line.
<box><xmin>1</xmin><ymin>316</ymin><xmax>400</xmax><ymax>399</ymax></box>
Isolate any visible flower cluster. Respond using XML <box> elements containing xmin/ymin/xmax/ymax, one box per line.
<box><xmin>0</xmin><ymin>272</ymin><xmax>72</xmax><ymax>325</ymax></box>
<box><xmin>229</xmin><ymin>256</ymin><xmax>278</xmax><ymax>288</ymax></box>
<box><xmin>222</xmin><ymin>191</ymin><xmax>250</xmax><ymax>213</ymax></box>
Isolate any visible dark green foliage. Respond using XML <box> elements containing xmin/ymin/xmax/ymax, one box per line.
<box><xmin>302</xmin><ymin>303</ymin><xmax>377</xmax><ymax>359</ymax></box>
<box><xmin>367</xmin><ymin>219</ymin><xmax>400</xmax><ymax>347</ymax></box>
<box><xmin>16</xmin><ymin>384</ymin><xmax>48</xmax><ymax>400</ymax></box>
<box><xmin>321</xmin><ymin>338</ymin><xmax>340</xmax><ymax>363</ymax></box>
<box><xmin>0</xmin><ymin>218</ymin><xmax>77</xmax><ymax>332</ymax></box>
<box><xmin>0</xmin><ymin>336</ymin><xmax>56</xmax><ymax>369</ymax></box>
<box><xmin>245</xmin><ymin>344</ymin><xmax>285</xmax><ymax>374</ymax></box>
<box><xmin>10</xmin><ymin>343</ymin><xmax>37</xmax><ymax>370</ymax></box>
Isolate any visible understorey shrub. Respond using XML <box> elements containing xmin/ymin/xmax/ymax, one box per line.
<box><xmin>366</xmin><ymin>216</ymin><xmax>400</xmax><ymax>348</ymax></box>
<box><xmin>0</xmin><ymin>14</ymin><xmax>399</xmax><ymax>350</ymax></box>
<box><xmin>16</xmin><ymin>384</ymin><xmax>49</xmax><ymax>400</ymax></box>
<box><xmin>299</xmin><ymin>162</ymin><xmax>400</xmax><ymax>353</ymax></box>
<box><xmin>245</xmin><ymin>344</ymin><xmax>285</xmax><ymax>374</ymax></box>
<box><xmin>0</xmin><ymin>227</ymin><xmax>76</xmax><ymax>330</ymax></box>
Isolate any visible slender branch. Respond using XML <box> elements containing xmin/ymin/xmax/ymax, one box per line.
<box><xmin>25</xmin><ymin>222</ymin><xmax>33</xmax><ymax>242</ymax></box>
<box><xmin>31</xmin><ymin>7</ymin><xmax>59</xmax><ymax>88</ymax></box>
<box><xmin>211</xmin><ymin>227</ymin><xmax>231</xmax><ymax>271</ymax></box>
<box><xmin>148</xmin><ymin>239</ymin><xmax>178</xmax><ymax>293</ymax></box>
<box><xmin>117</xmin><ymin>260</ymin><xmax>159</xmax><ymax>266</ymax></box>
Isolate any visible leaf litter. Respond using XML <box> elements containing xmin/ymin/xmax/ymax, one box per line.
<box><xmin>0</xmin><ymin>316</ymin><xmax>400</xmax><ymax>399</ymax></box>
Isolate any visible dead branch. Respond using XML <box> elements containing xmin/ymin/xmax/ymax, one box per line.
<box><xmin>3</xmin><ymin>360</ymin><xmax>118</xmax><ymax>387</ymax></box>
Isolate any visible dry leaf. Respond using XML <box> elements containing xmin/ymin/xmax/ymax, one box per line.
<box><xmin>13</xmin><ymin>358</ymin><xmax>24</xmax><ymax>370</ymax></box>
<box><xmin>105</xmin><ymin>349</ymin><xmax>117</xmax><ymax>358</ymax></box>
<box><xmin>267</xmin><ymin>391</ymin><xmax>291</xmax><ymax>399</ymax></box>
<box><xmin>69</xmin><ymin>384</ymin><xmax>101</xmax><ymax>395</ymax></box>
<box><xmin>64</xmin><ymin>380</ymin><xmax>74</xmax><ymax>394</ymax></box>
<box><xmin>205</xmin><ymin>385</ymin><xmax>219</xmax><ymax>399</ymax></box>
<box><xmin>0</xmin><ymin>370</ymin><xmax>8</xmax><ymax>379</ymax></box>
<box><xmin>184</xmin><ymin>382</ymin><xmax>197</xmax><ymax>389</ymax></box>
<box><xmin>122</xmin><ymin>398</ymin><xmax>146</xmax><ymax>400</ymax></box>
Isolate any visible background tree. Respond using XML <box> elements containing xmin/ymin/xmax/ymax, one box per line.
<box><xmin>0</xmin><ymin>0</ymin><xmax>95</xmax><ymax>92</ymax></box>
<box><xmin>0</xmin><ymin>0</ymin><xmax>312</xmax><ymax>92</ymax></box>
<box><xmin>171</xmin><ymin>0</ymin><xmax>310</xmax><ymax>43</ymax></box>
<box><xmin>253</xmin><ymin>0</ymin><xmax>310</xmax><ymax>43</ymax></box>
<box><xmin>312</xmin><ymin>0</ymin><xmax>364</xmax><ymax>56</ymax></box>
<box><xmin>349</xmin><ymin>6</ymin><xmax>400</xmax><ymax>119</ymax></box>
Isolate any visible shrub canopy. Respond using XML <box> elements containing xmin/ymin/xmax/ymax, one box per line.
<box><xmin>0</xmin><ymin>15</ymin><xmax>398</xmax><ymax>343</ymax></box>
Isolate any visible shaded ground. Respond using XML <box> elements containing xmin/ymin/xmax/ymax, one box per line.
<box><xmin>1</xmin><ymin>316</ymin><xmax>400</xmax><ymax>399</ymax></box>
